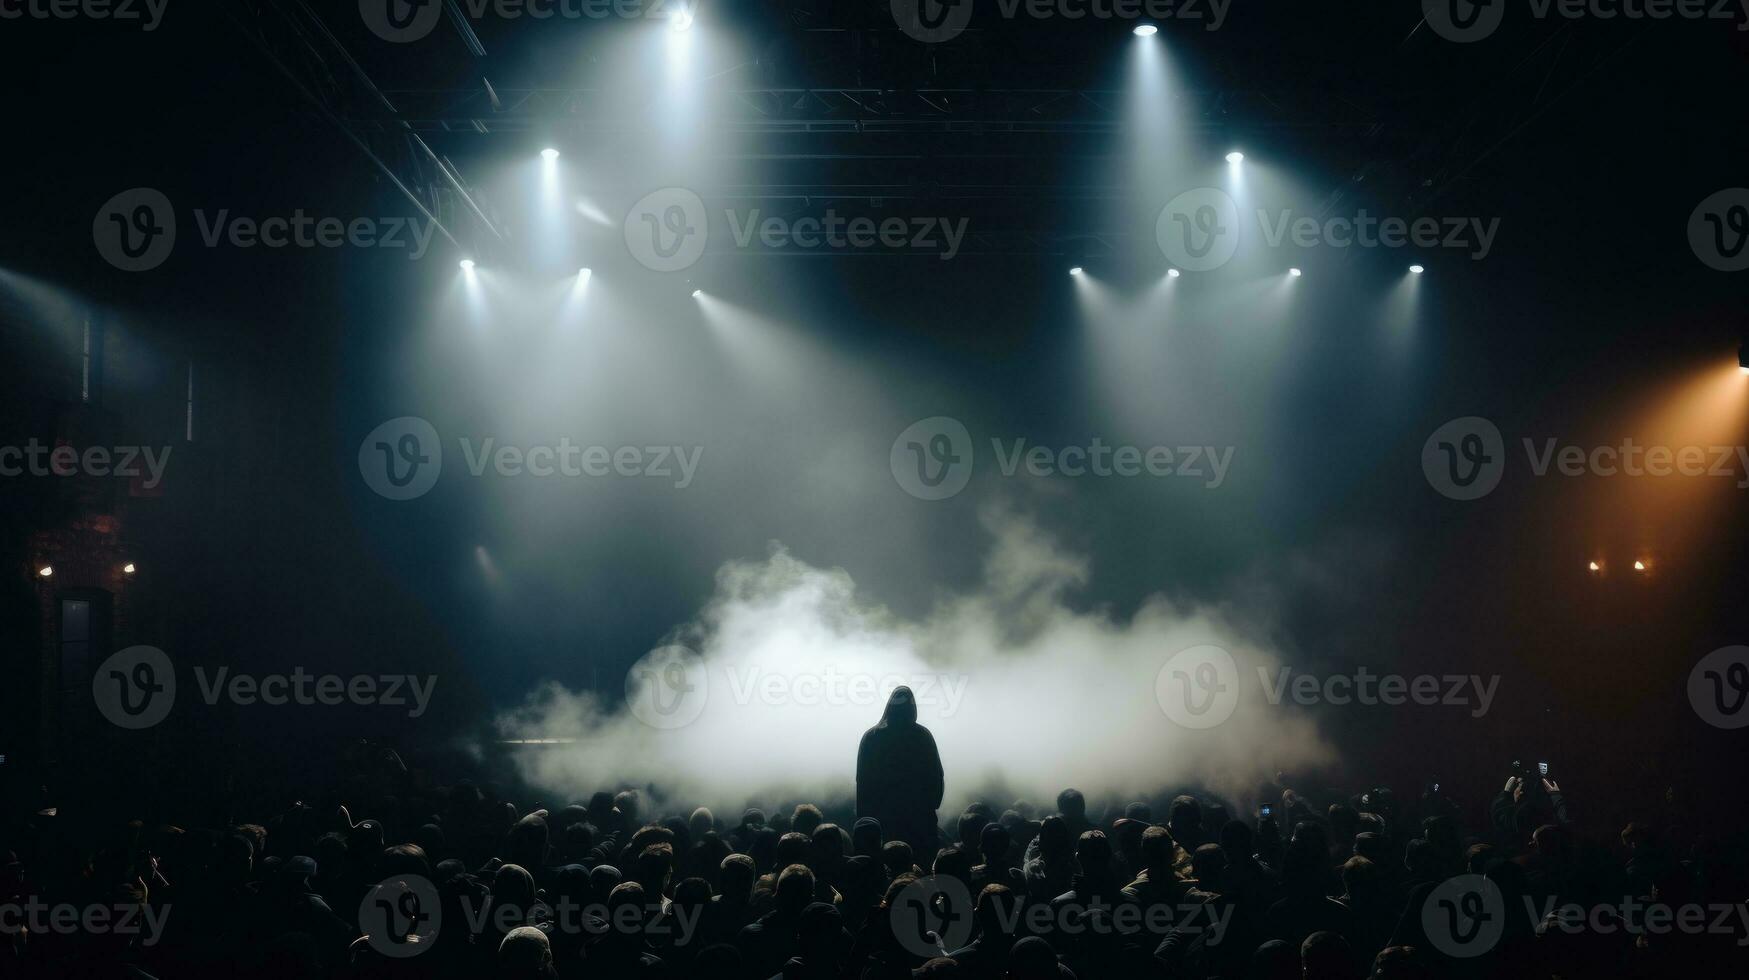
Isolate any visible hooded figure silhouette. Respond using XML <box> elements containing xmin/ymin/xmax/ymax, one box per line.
<box><xmin>855</xmin><ymin>686</ymin><xmax>946</xmax><ymax>863</ymax></box>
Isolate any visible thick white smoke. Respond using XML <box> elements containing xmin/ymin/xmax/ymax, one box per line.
<box><xmin>494</xmin><ymin>508</ymin><xmax>1332</xmax><ymax>813</ymax></box>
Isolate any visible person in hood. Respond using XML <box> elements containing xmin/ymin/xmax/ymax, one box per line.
<box><xmin>856</xmin><ymin>687</ymin><xmax>946</xmax><ymax>864</ymax></box>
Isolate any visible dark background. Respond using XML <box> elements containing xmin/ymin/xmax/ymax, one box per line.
<box><xmin>2</xmin><ymin>0</ymin><xmax>1747</xmax><ymax>830</ymax></box>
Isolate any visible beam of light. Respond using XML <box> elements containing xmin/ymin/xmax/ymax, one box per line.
<box><xmin>475</xmin><ymin>546</ymin><xmax>505</xmax><ymax>593</ymax></box>
<box><xmin>669</xmin><ymin>5</ymin><xmax>694</xmax><ymax>31</ymax></box>
<box><xmin>1133</xmin><ymin>24</ymin><xmax>1158</xmax><ymax>36</ymax></box>
<box><xmin>541</xmin><ymin>147</ymin><xmax>560</xmax><ymax>161</ymax></box>
<box><xmin>451</xmin><ymin>262</ymin><xmax>491</xmax><ymax>329</ymax></box>
<box><xmin>692</xmin><ymin>291</ymin><xmax>835</xmax><ymax>392</ymax></box>
<box><xmin>574</xmin><ymin>198</ymin><xmax>613</xmax><ymax>227</ymax></box>
<box><xmin>1225</xmin><ymin>150</ymin><xmax>1244</xmax><ymax>164</ymax></box>
<box><xmin>1379</xmin><ymin>263</ymin><xmax>1423</xmax><ymax>341</ymax></box>
<box><xmin>1069</xmin><ymin>265</ymin><xmax>1121</xmax><ymax>324</ymax></box>
<box><xmin>558</xmin><ymin>268</ymin><xmax>593</xmax><ymax>323</ymax></box>
<box><xmin>1118</xmin><ymin>17</ymin><xmax>1193</xmax><ymax>259</ymax></box>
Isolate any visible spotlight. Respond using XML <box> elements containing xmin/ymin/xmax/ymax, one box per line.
<box><xmin>37</xmin><ymin>565</ymin><xmax>52</xmax><ymax>578</ymax></box>
<box><xmin>1633</xmin><ymin>560</ymin><xmax>1647</xmax><ymax>572</ymax></box>
<box><xmin>123</xmin><ymin>563</ymin><xmax>136</xmax><ymax>575</ymax></box>
<box><xmin>1166</xmin><ymin>268</ymin><xmax>1181</xmax><ymax>278</ymax></box>
<box><xmin>540</xmin><ymin>148</ymin><xmax>559</xmax><ymax>161</ymax></box>
<box><xmin>691</xmin><ymin>289</ymin><xmax>703</xmax><ymax>298</ymax></box>
<box><xmin>459</xmin><ymin>259</ymin><xmax>476</xmax><ymax>272</ymax></box>
<box><xmin>1587</xmin><ymin>561</ymin><xmax>1601</xmax><ymax>573</ymax></box>
<box><xmin>669</xmin><ymin>6</ymin><xmax>694</xmax><ymax>31</ymax></box>
<box><xmin>578</xmin><ymin>267</ymin><xmax>591</xmax><ymax>278</ymax></box>
<box><xmin>1133</xmin><ymin>24</ymin><xmax>1158</xmax><ymax>36</ymax></box>
<box><xmin>1409</xmin><ymin>264</ymin><xmax>1425</xmax><ymax>275</ymax></box>
<box><xmin>1069</xmin><ymin>266</ymin><xmax>1084</xmax><ymax>277</ymax></box>
<box><xmin>1225</xmin><ymin>150</ymin><xmax>1244</xmax><ymax>164</ymax></box>
<box><xmin>1288</xmin><ymin>268</ymin><xmax>1303</xmax><ymax>278</ymax></box>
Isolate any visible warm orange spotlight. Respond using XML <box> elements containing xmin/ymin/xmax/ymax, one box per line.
<box><xmin>1587</xmin><ymin>561</ymin><xmax>1601</xmax><ymax>573</ymax></box>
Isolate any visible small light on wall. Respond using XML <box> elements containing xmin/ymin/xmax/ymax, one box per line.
<box><xmin>37</xmin><ymin>565</ymin><xmax>53</xmax><ymax>578</ymax></box>
<box><xmin>123</xmin><ymin>563</ymin><xmax>136</xmax><ymax>575</ymax></box>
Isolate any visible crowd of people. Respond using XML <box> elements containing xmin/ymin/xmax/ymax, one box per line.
<box><xmin>1</xmin><ymin>690</ymin><xmax>1744</xmax><ymax>979</ymax></box>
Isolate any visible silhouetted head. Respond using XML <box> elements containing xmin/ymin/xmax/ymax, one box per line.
<box><xmin>1141</xmin><ymin>826</ymin><xmax>1176</xmax><ymax>875</ymax></box>
<box><xmin>882</xmin><ymin>840</ymin><xmax>914</xmax><ymax>877</ymax></box>
<box><xmin>852</xmin><ymin>817</ymin><xmax>883</xmax><ymax>857</ymax></box>
<box><xmin>1075</xmin><ymin>830</ymin><xmax>1112</xmax><ymax>873</ymax></box>
<box><xmin>1055</xmin><ymin>789</ymin><xmax>1086</xmax><ymax>821</ymax></box>
<box><xmin>1370</xmin><ymin>945</ymin><xmax>1432</xmax><ymax>979</ymax></box>
<box><xmin>1008</xmin><ymin>936</ymin><xmax>1061</xmax><ymax>980</ymax></box>
<box><xmin>978</xmin><ymin>823</ymin><xmax>1011</xmax><ymax>866</ymax></box>
<box><xmin>719</xmin><ymin>853</ymin><xmax>755</xmax><ymax>901</ymax></box>
<box><xmin>792</xmin><ymin>804</ymin><xmax>824</xmax><ymax>838</ymax></box>
<box><xmin>1168</xmin><ymin>796</ymin><xmax>1202</xmax><ymax>836</ymax></box>
<box><xmin>880</xmin><ymin>686</ymin><xmax>918</xmax><ymax>726</ymax></box>
<box><xmin>497</xmin><ymin>925</ymin><xmax>552</xmax><ymax>977</ymax></box>
<box><xmin>1301</xmin><ymin>930</ymin><xmax>1352</xmax><ymax>980</ymax></box>
<box><xmin>775</xmin><ymin>864</ymin><xmax>816</xmax><ymax>916</ymax></box>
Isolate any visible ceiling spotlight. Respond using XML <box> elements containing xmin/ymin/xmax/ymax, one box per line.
<box><xmin>540</xmin><ymin>147</ymin><xmax>559</xmax><ymax>161</ymax></box>
<box><xmin>1225</xmin><ymin>151</ymin><xmax>1244</xmax><ymax>164</ymax></box>
<box><xmin>123</xmin><ymin>563</ymin><xmax>136</xmax><ymax>574</ymax></box>
<box><xmin>1069</xmin><ymin>266</ymin><xmax>1084</xmax><ymax>276</ymax></box>
<box><xmin>1633</xmin><ymin>560</ymin><xmax>1647</xmax><ymax>572</ymax></box>
<box><xmin>459</xmin><ymin>259</ymin><xmax>476</xmax><ymax>272</ymax></box>
<box><xmin>1288</xmin><ymin>268</ymin><xmax>1303</xmax><ymax>278</ymax></box>
<box><xmin>1133</xmin><ymin>24</ymin><xmax>1158</xmax><ymax>36</ymax></box>
<box><xmin>1166</xmin><ymin>268</ymin><xmax>1181</xmax><ymax>278</ymax></box>
<box><xmin>1409</xmin><ymin>264</ymin><xmax>1425</xmax><ymax>275</ymax></box>
<box><xmin>37</xmin><ymin>565</ymin><xmax>52</xmax><ymax>578</ymax></box>
<box><xmin>670</xmin><ymin>7</ymin><xmax>694</xmax><ymax>31</ymax></box>
<box><xmin>578</xmin><ymin>267</ymin><xmax>591</xmax><ymax>278</ymax></box>
<box><xmin>691</xmin><ymin>289</ymin><xmax>703</xmax><ymax>298</ymax></box>
<box><xmin>1587</xmin><ymin>561</ymin><xmax>1601</xmax><ymax>573</ymax></box>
